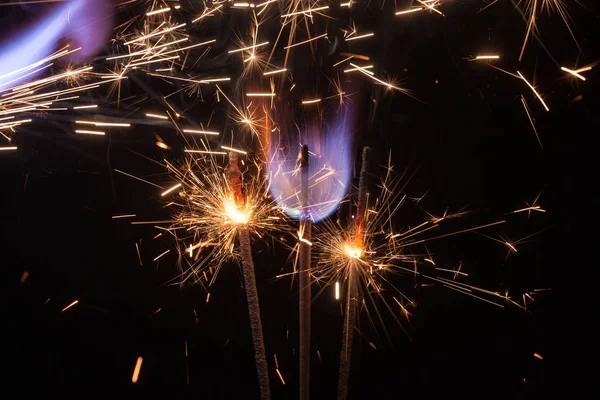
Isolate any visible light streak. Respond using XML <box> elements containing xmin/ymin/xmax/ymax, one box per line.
<box><xmin>276</xmin><ymin>369</ymin><xmax>286</xmax><ymax>385</ymax></box>
<box><xmin>62</xmin><ymin>300</ymin><xmax>79</xmax><ymax>312</ymax></box>
<box><xmin>147</xmin><ymin>7</ymin><xmax>170</xmax><ymax>16</ymax></box>
<box><xmin>335</xmin><ymin>281</ymin><xmax>340</xmax><ymax>299</ymax></box>
<box><xmin>112</xmin><ymin>214</ymin><xmax>136</xmax><ymax>219</ymax></box>
<box><xmin>124</xmin><ymin>23</ymin><xmax>187</xmax><ymax>45</ymax></box>
<box><xmin>345</xmin><ymin>33</ymin><xmax>374</xmax><ymax>41</ymax></box>
<box><xmin>475</xmin><ymin>55</ymin><xmax>500</xmax><ymax>60</ymax></box>
<box><xmin>246</xmin><ymin>93</ymin><xmax>275</xmax><ymax>97</ymax></box>
<box><xmin>184</xmin><ymin>149</ymin><xmax>227</xmax><ymax>155</ymax></box>
<box><xmin>75</xmin><ymin>130</ymin><xmax>105</xmax><ymax>135</ymax></box>
<box><xmin>281</xmin><ymin>6</ymin><xmax>329</xmax><ymax>18</ymax></box>
<box><xmin>132</xmin><ymin>357</ymin><xmax>143</xmax><ymax>383</ymax></box>
<box><xmin>517</xmin><ymin>71</ymin><xmax>550</xmax><ymax>112</ymax></box>
<box><xmin>73</xmin><ymin>104</ymin><xmax>97</xmax><ymax>109</ymax></box>
<box><xmin>183</xmin><ymin>129</ymin><xmax>220</xmax><ymax>135</ymax></box>
<box><xmin>153</xmin><ymin>249</ymin><xmax>171</xmax><ymax>261</ymax></box>
<box><xmin>221</xmin><ymin>145</ymin><xmax>247</xmax><ymax>155</ymax></box>
<box><xmin>145</xmin><ymin>113</ymin><xmax>169</xmax><ymax>120</ymax></box>
<box><xmin>0</xmin><ymin>147</ymin><xmax>18</xmax><ymax>151</ymax></box>
<box><xmin>395</xmin><ymin>8</ymin><xmax>423</xmax><ymax>15</ymax></box>
<box><xmin>561</xmin><ymin>67</ymin><xmax>586</xmax><ymax>81</ymax></box>
<box><xmin>76</xmin><ymin>121</ymin><xmax>130</xmax><ymax>127</ymax></box>
<box><xmin>301</xmin><ymin>99</ymin><xmax>321</xmax><ymax>104</ymax></box>
<box><xmin>161</xmin><ymin>183</ymin><xmax>182</xmax><ymax>197</ymax></box>
<box><xmin>228</xmin><ymin>42</ymin><xmax>269</xmax><ymax>54</ymax></box>
<box><xmin>263</xmin><ymin>68</ymin><xmax>287</xmax><ymax>76</ymax></box>
<box><xmin>284</xmin><ymin>34</ymin><xmax>328</xmax><ymax>50</ymax></box>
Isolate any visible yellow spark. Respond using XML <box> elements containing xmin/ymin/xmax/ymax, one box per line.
<box><xmin>284</xmin><ymin>34</ymin><xmax>328</xmax><ymax>50</ymax></box>
<box><xmin>146</xmin><ymin>113</ymin><xmax>169</xmax><ymax>120</ymax></box>
<box><xmin>335</xmin><ymin>281</ymin><xmax>340</xmax><ymax>300</ymax></box>
<box><xmin>135</xmin><ymin>243</ymin><xmax>142</xmax><ymax>266</ymax></box>
<box><xmin>127</xmin><ymin>55</ymin><xmax>180</xmax><ymax>68</ymax></box>
<box><xmin>75</xmin><ymin>130</ymin><xmax>105</xmax><ymax>136</ymax></box>
<box><xmin>0</xmin><ymin>146</ymin><xmax>18</xmax><ymax>151</ymax></box>
<box><xmin>517</xmin><ymin>70</ymin><xmax>550</xmax><ymax>112</ymax></box>
<box><xmin>263</xmin><ymin>68</ymin><xmax>287</xmax><ymax>76</ymax></box>
<box><xmin>161</xmin><ymin>183</ymin><xmax>182</xmax><ymax>197</ymax></box>
<box><xmin>533</xmin><ymin>353</ymin><xmax>543</xmax><ymax>360</ymax></box>
<box><xmin>124</xmin><ymin>23</ymin><xmax>187</xmax><ymax>45</ymax></box>
<box><xmin>301</xmin><ymin>99</ymin><xmax>321</xmax><ymax>104</ymax></box>
<box><xmin>281</xmin><ymin>6</ymin><xmax>329</xmax><ymax>18</ymax></box>
<box><xmin>183</xmin><ymin>129</ymin><xmax>220</xmax><ymax>135</ymax></box>
<box><xmin>62</xmin><ymin>300</ymin><xmax>79</xmax><ymax>312</ymax></box>
<box><xmin>76</xmin><ymin>121</ymin><xmax>130</xmax><ymax>127</ymax></box>
<box><xmin>475</xmin><ymin>55</ymin><xmax>500</xmax><ymax>60</ymax></box>
<box><xmin>73</xmin><ymin>104</ymin><xmax>97</xmax><ymax>110</ymax></box>
<box><xmin>228</xmin><ymin>42</ymin><xmax>270</xmax><ymax>54</ymax></box>
<box><xmin>192</xmin><ymin>5</ymin><xmax>223</xmax><ymax>23</ymax></box>
<box><xmin>343</xmin><ymin>65</ymin><xmax>374</xmax><ymax>74</ymax></box>
<box><xmin>221</xmin><ymin>145</ymin><xmax>247</xmax><ymax>155</ymax></box>
<box><xmin>395</xmin><ymin>8</ymin><xmax>423</xmax><ymax>15</ymax></box>
<box><xmin>276</xmin><ymin>369</ymin><xmax>286</xmax><ymax>385</ymax></box>
<box><xmin>246</xmin><ymin>93</ymin><xmax>275</xmax><ymax>97</ymax></box>
<box><xmin>561</xmin><ymin>67</ymin><xmax>586</xmax><ymax>81</ymax></box>
<box><xmin>505</xmin><ymin>242</ymin><xmax>518</xmax><ymax>252</ymax></box>
<box><xmin>112</xmin><ymin>214</ymin><xmax>136</xmax><ymax>219</ymax></box>
<box><xmin>131</xmin><ymin>357</ymin><xmax>143</xmax><ymax>383</ymax></box>
<box><xmin>345</xmin><ymin>33</ymin><xmax>374</xmax><ymax>42</ymax></box>
<box><xmin>343</xmin><ymin>244</ymin><xmax>362</xmax><ymax>259</ymax></box>
<box><xmin>146</xmin><ymin>7</ymin><xmax>170</xmax><ymax>16</ymax></box>
<box><xmin>184</xmin><ymin>149</ymin><xmax>227</xmax><ymax>155</ymax></box>
<box><xmin>206</xmin><ymin>292</ymin><xmax>211</xmax><ymax>303</ymax></box>
<box><xmin>153</xmin><ymin>249</ymin><xmax>171</xmax><ymax>261</ymax></box>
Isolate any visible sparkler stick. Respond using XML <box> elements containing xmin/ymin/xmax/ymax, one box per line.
<box><xmin>228</xmin><ymin>151</ymin><xmax>271</xmax><ymax>400</ymax></box>
<box><xmin>338</xmin><ymin>147</ymin><xmax>370</xmax><ymax>400</ymax></box>
<box><xmin>299</xmin><ymin>144</ymin><xmax>312</xmax><ymax>400</ymax></box>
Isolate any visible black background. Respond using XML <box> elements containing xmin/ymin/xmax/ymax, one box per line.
<box><xmin>2</xmin><ymin>0</ymin><xmax>596</xmax><ymax>396</ymax></box>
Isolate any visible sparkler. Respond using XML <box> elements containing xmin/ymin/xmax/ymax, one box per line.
<box><xmin>337</xmin><ymin>147</ymin><xmax>370</xmax><ymax>400</ymax></box>
<box><xmin>2</xmin><ymin>0</ymin><xmax>573</xmax><ymax>391</ymax></box>
<box><xmin>299</xmin><ymin>145</ymin><xmax>312</xmax><ymax>400</ymax></box>
<box><xmin>228</xmin><ymin>151</ymin><xmax>271</xmax><ymax>400</ymax></box>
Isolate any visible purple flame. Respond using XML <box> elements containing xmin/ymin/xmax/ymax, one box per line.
<box><xmin>267</xmin><ymin>113</ymin><xmax>353</xmax><ymax>222</ymax></box>
<box><xmin>0</xmin><ymin>0</ymin><xmax>113</xmax><ymax>88</ymax></box>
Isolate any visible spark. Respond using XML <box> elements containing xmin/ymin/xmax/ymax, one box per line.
<box><xmin>246</xmin><ymin>93</ymin><xmax>275</xmax><ymax>97</ymax></box>
<box><xmin>263</xmin><ymin>68</ymin><xmax>287</xmax><ymax>76</ymax></box>
<box><xmin>520</xmin><ymin>95</ymin><xmax>543</xmax><ymax>149</ymax></box>
<box><xmin>534</xmin><ymin>353</ymin><xmax>544</xmax><ymax>360</ymax></box>
<box><xmin>161</xmin><ymin>183</ymin><xmax>182</xmax><ymax>197</ymax></box>
<box><xmin>124</xmin><ymin>23</ymin><xmax>187</xmax><ymax>45</ymax></box>
<box><xmin>475</xmin><ymin>55</ymin><xmax>500</xmax><ymax>60</ymax></box>
<box><xmin>131</xmin><ymin>357</ymin><xmax>143</xmax><ymax>383</ymax></box>
<box><xmin>284</xmin><ymin>34</ymin><xmax>328</xmax><ymax>50</ymax></box>
<box><xmin>185</xmin><ymin>149</ymin><xmax>227</xmax><ymax>155</ymax></box>
<box><xmin>395</xmin><ymin>8</ymin><xmax>423</xmax><ymax>15</ymax></box>
<box><xmin>561</xmin><ymin>67</ymin><xmax>586</xmax><ymax>81</ymax></box>
<box><xmin>147</xmin><ymin>7</ymin><xmax>171</xmax><ymax>16</ymax></box>
<box><xmin>153</xmin><ymin>249</ymin><xmax>171</xmax><ymax>261</ymax></box>
<box><xmin>281</xmin><ymin>6</ymin><xmax>329</xmax><ymax>18</ymax></box>
<box><xmin>301</xmin><ymin>99</ymin><xmax>321</xmax><ymax>104</ymax></box>
<box><xmin>73</xmin><ymin>104</ymin><xmax>98</xmax><ymax>109</ymax></box>
<box><xmin>221</xmin><ymin>145</ymin><xmax>247</xmax><ymax>155</ymax></box>
<box><xmin>112</xmin><ymin>214</ymin><xmax>136</xmax><ymax>219</ymax></box>
<box><xmin>345</xmin><ymin>33</ymin><xmax>374</xmax><ymax>42</ymax></box>
<box><xmin>335</xmin><ymin>281</ymin><xmax>340</xmax><ymax>300</ymax></box>
<box><xmin>517</xmin><ymin>71</ymin><xmax>550</xmax><ymax>112</ymax></box>
<box><xmin>228</xmin><ymin>42</ymin><xmax>270</xmax><ymax>54</ymax></box>
<box><xmin>62</xmin><ymin>300</ymin><xmax>79</xmax><ymax>312</ymax></box>
<box><xmin>0</xmin><ymin>146</ymin><xmax>18</xmax><ymax>151</ymax></box>
<box><xmin>276</xmin><ymin>369</ymin><xmax>286</xmax><ymax>385</ymax></box>
<box><xmin>146</xmin><ymin>113</ymin><xmax>169</xmax><ymax>120</ymax></box>
<box><xmin>183</xmin><ymin>129</ymin><xmax>220</xmax><ymax>135</ymax></box>
<box><xmin>75</xmin><ymin>130</ymin><xmax>105</xmax><ymax>135</ymax></box>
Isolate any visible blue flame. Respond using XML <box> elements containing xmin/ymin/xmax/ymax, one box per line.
<box><xmin>267</xmin><ymin>114</ymin><xmax>353</xmax><ymax>222</ymax></box>
<box><xmin>0</xmin><ymin>0</ymin><xmax>112</xmax><ymax>88</ymax></box>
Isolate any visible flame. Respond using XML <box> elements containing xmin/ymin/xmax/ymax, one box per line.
<box><xmin>266</xmin><ymin>114</ymin><xmax>352</xmax><ymax>222</ymax></box>
<box><xmin>0</xmin><ymin>0</ymin><xmax>113</xmax><ymax>88</ymax></box>
<box><xmin>224</xmin><ymin>197</ymin><xmax>250</xmax><ymax>224</ymax></box>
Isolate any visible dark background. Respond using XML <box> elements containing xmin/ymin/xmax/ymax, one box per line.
<box><xmin>2</xmin><ymin>0</ymin><xmax>595</xmax><ymax>396</ymax></box>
